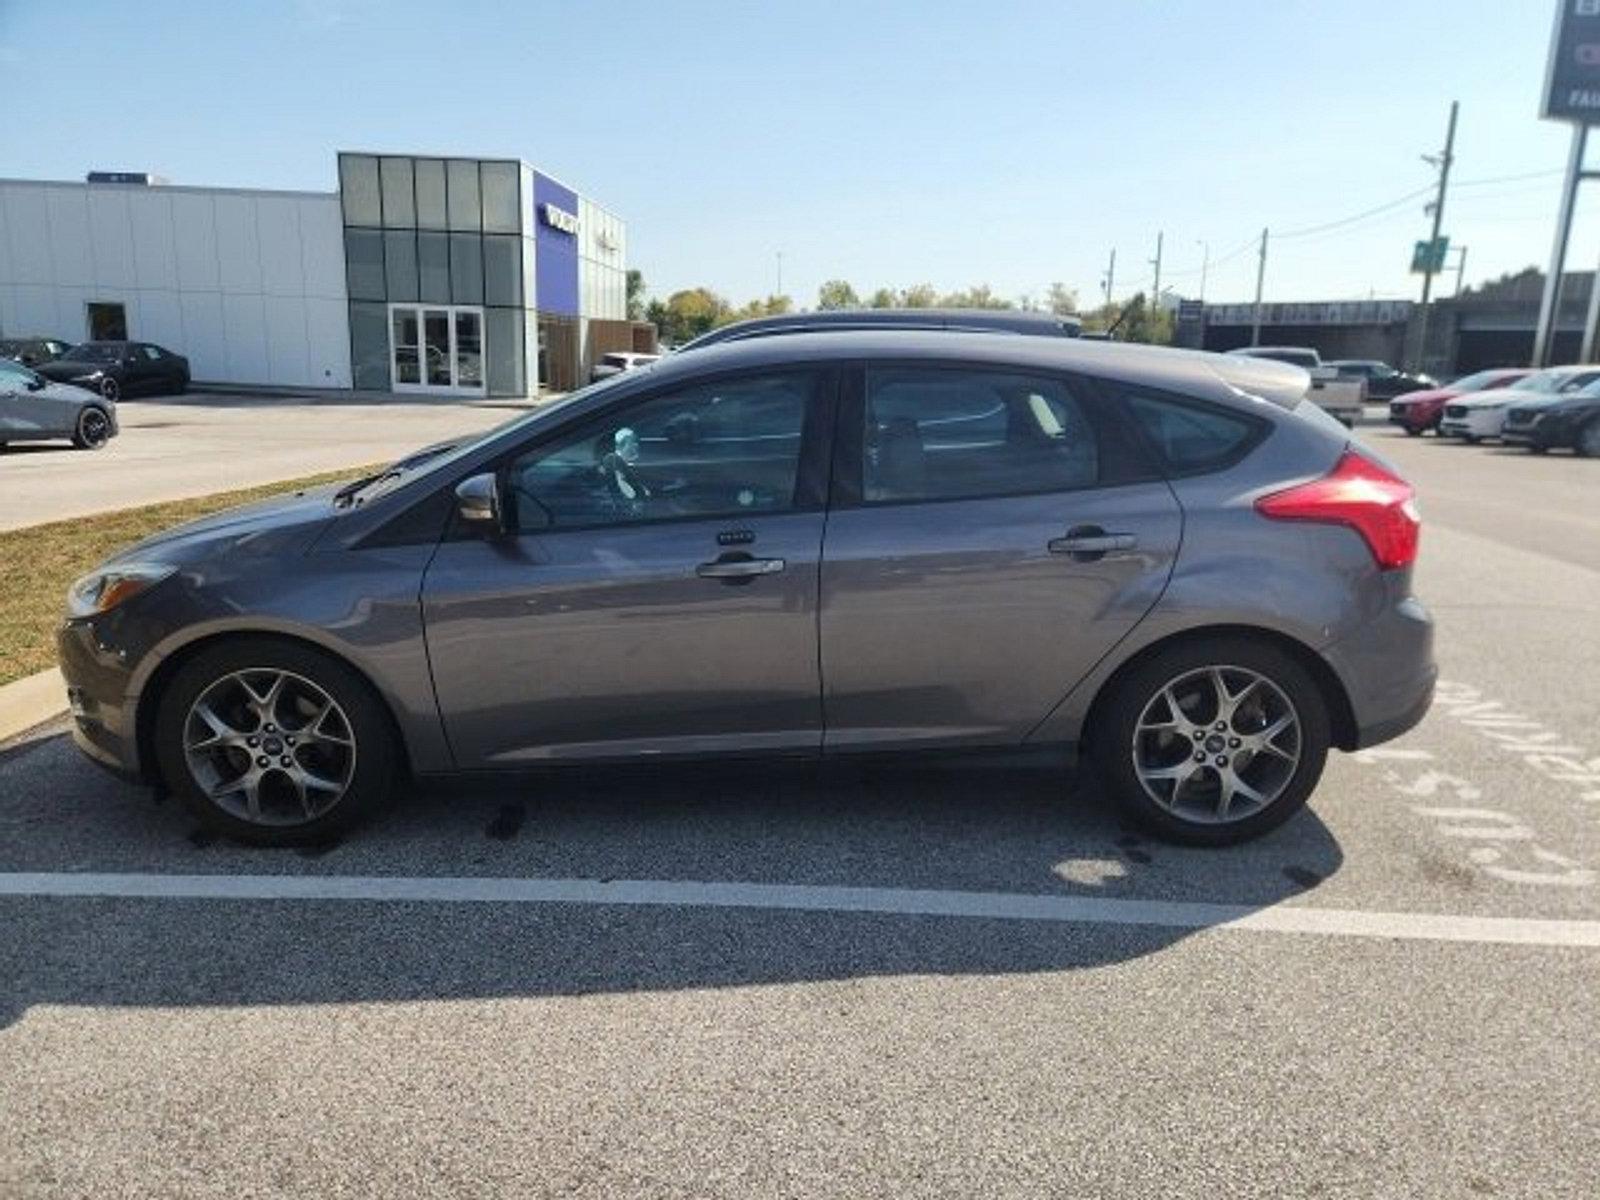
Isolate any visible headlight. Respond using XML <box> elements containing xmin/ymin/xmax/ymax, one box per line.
<box><xmin>66</xmin><ymin>563</ymin><xmax>175</xmax><ymax>618</ymax></box>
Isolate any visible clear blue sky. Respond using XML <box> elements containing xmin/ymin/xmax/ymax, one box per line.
<box><xmin>0</xmin><ymin>0</ymin><xmax>1586</xmax><ymax>309</ymax></box>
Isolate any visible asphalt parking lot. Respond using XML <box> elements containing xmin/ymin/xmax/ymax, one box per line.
<box><xmin>1</xmin><ymin>419</ymin><xmax>1597</xmax><ymax>1197</ymax></box>
<box><xmin>0</xmin><ymin>391</ymin><xmax>531</xmax><ymax>531</ymax></box>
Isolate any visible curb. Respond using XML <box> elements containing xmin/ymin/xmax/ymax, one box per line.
<box><xmin>0</xmin><ymin>668</ymin><xmax>67</xmax><ymax>743</ymax></box>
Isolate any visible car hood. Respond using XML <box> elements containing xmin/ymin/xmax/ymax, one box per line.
<box><xmin>1506</xmin><ymin>394</ymin><xmax>1581</xmax><ymax>415</ymax></box>
<box><xmin>1450</xmin><ymin>391</ymin><xmax>1526</xmax><ymax>410</ymax></box>
<box><xmin>110</xmin><ymin>482</ymin><xmax>342</xmax><ymax>566</ymax></box>
<box><xmin>23</xmin><ymin>380</ymin><xmax>103</xmax><ymax>405</ymax></box>
<box><xmin>35</xmin><ymin>360</ymin><xmax>111</xmax><ymax>381</ymax></box>
<box><xmin>1391</xmin><ymin>385</ymin><xmax>1458</xmax><ymax>405</ymax></box>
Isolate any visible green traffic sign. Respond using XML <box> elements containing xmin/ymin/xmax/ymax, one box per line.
<box><xmin>1411</xmin><ymin>236</ymin><xmax>1450</xmax><ymax>274</ymax></box>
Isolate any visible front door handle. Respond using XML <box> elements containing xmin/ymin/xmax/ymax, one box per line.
<box><xmin>1048</xmin><ymin>526</ymin><xmax>1138</xmax><ymax>562</ymax></box>
<box><xmin>696</xmin><ymin>555</ymin><xmax>786</xmax><ymax>580</ymax></box>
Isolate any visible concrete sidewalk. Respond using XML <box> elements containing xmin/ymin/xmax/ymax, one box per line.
<box><xmin>0</xmin><ymin>391</ymin><xmax>533</xmax><ymax>532</ymax></box>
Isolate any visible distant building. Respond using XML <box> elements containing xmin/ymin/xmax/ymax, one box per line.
<box><xmin>1187</xmin><ymin>269</ymin><xmax>1598</xmax><ymax>375</ymax></box>
<box><xmin>0</xmin><ymin>151</ymin><xmax>640</xmax><ymax>395</ymax></box>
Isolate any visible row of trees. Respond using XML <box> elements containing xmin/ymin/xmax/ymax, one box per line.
<box><xmin>629</xmin><ymin>272</ymin><xmax>1173</xmax><ymax>346</ymax></box>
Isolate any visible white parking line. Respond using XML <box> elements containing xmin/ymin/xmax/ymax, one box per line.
<box><xmin>0</xmin><ymin>872</ymin><xmax>1596</xmax><ymax>948</ymax></box>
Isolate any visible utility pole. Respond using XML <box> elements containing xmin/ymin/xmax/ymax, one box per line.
<box><xmin>1149</xmin><ymin>231</ymin><xmax>1163</xmax><ymax>307</ymax></box>
<box><xmin>1250</xmin><ymin>228</ymin><xmax>1269</xmax><ymax>347</ymax></box>
<box><xmin>1413</xmin><ymin>99</ymin><xmax>1458</xmax><ymax>373</ymax></box>
<box><xmin>775</xmin><ymin>251</ymin><xmax>783</xmax><ymax>298</ymax></box>
<box><xmin>1533</xmin><ymin>125</ymin><xmax>1590</xmax><ymax>366</ymax></box>
<box><xmin>1102</xmin><ymin>248</ymin><xmax>1117</xmax><ymax>308</ymax></box>
<box><xmin>1196</xmin><ymin>240</ymin><xmax>1210</xmax><ymax>302</ymax></box>
<box><xmin>1453</xmin><ymin>245</ymin><xmax>1469</xmax><ymax>298</ymax></box>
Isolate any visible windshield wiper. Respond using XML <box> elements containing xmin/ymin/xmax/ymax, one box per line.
<box><xmin>332</xmin><ymin>470</ymin><xmax>394</xmax><ymax>507</ymax></box>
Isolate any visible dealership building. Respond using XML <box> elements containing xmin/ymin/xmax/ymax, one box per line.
<box><xmin>0</xmin><ymin>152</ymin><xmax>638</xmax><ymax>395</ymax></box>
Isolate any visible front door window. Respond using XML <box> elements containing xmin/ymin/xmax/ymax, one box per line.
<box><xmin>388</xmin><ymin>303</ymin><xmax>485</xmax><ymax>394</ymax></box>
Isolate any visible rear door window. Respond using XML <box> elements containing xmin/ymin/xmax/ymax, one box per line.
<box><xmin>861</xmin><ymin>368</ymin><xmax>1099</xmax><ymax>503</ymax></box>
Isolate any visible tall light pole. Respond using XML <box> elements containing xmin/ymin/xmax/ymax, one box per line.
<box><xmin>1195</xmin><ymin>240</ymin><xmax>1210</xmax><ymax>302</ymax></box>
<box><xmin>1102</xmin><ymin>248</ymin><xmax>1117</xmax><ymax>308</ymax></box>
<box><xmin>1149</xmin><ymin>231</ymin><xmax>1163</xmax><ymax>307</ymax></box>
<box><xmin>1250</xmin><ymin>228</ymin><xmax>1269</xmax><ymax>347</ymax></box>
<box><xmin>1413</xmin><ymin>99</ymin><xmax>1459</xmax><ymax>372</ymax></box>
<box><xmin>775</xmin><ymin>251</ymin><xmax>783</xmax><ymax>298</ymax></box>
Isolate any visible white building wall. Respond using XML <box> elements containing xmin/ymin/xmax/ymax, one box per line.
<box><xmin>0</xmin><ymin>179</ymin><xmax>351</xmax><ymax>388</ymax></box>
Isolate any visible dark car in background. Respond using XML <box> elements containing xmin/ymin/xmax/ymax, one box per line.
<box><xmin>0</xmin><ymin>336</ymin><xmax>73</xmax><ymax>367</ymax></box>
<box><xmin>1386</xmin><ymin>367</ymin><xmax>1533</xmax><ymax>436</ymax></box>
<box><xmin>1501</xmin><ymin>375</ymin><xmax>1600</xmax><ymax>456</ymax></box>
<box><xmin>57</xmin><ymin>333</ymin><xmax>1431</xmax><ymax>850</ymax></box>
<box><xmin>1326</xmin><ymin>359</ymin><xmax>1436</xmax><ymax>402</ymax></box>
<box><xmin>34</xmin><ymin>340</ymin><xmax>190</xmax><ymax>401</ymax></box>
<box><xmin>678</xmin><ymin>307</ymin><xmax>1083</xmax><ymax>351</ymax></box>
<box><xmin>0</xmin><ymin>357</ymin><xmax>118</xmax><ymax>450</ymax></box>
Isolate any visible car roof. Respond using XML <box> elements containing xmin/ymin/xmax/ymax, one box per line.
<box><xmin>681</xmin><ymin>308</ymin><xmax>1083</xmax><ymax>350</ymax></box>
<box><xmin>640</xmin><ymin>329</ymin><xmax>1310</xmax><ymax>410</ymax></box>
<box><xmin>1226</xmin><ymin>345</ymin><xmax>1316</xmax><ymax>355</ymax></box>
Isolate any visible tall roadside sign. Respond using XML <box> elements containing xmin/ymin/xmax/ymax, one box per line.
<box><xmin>1533</xmin><ymin>0</ymin><xmax>1600</xmax><ymax>364</ymax></box>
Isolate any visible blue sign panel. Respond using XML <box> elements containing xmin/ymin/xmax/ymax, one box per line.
<box><xmin>1544</xmin><ymin>0</ymin><xmax>1600</xmax><ymax>121</ymax></box>
<box><xmin>533</xmin><ymin>173</ymin><xmax>580</xmax><ymax>317</ymax></box>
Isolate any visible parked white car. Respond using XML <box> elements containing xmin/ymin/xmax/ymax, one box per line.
<box><xmin>1438</xmin><ymin>364</ymin><xmax>1600</xmax><ymax>443</ymax></box>
<box><xmin>1224</xmin><ymin>346</ymin><xmax>1364</xmax><ymax>426</ymax></box>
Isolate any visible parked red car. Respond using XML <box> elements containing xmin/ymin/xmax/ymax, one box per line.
<box><xmin>1388</xmin><ymin>368</ymin><xmax>1533</xmax><ymax>435</ymax></box>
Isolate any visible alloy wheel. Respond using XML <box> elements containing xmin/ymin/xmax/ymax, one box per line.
<box><xmin>182</xmin><ymin>668</ymin><xmax>358</xmax><ymax>826</ymax></box>
<box><xmin>77</xmin><ymin>408</ymin><xmax>109</xmax><ymax>448</ymax></box>
<box><xmin>1580</xmin><ymin>420</ymin><xmax>1600</xmax><ymax>458</ymax></box>
<box><xmin>1131</xmin><ymin>665</ymin><xmax>1302</xmax><ymax>825</ymax></box>
<box><xmin>100</xmin><ymin>377</ymin><xmax>120</xmax><ymax>401</ymax></box>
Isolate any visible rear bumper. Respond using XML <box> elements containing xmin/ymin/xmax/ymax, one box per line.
<box><xmin>1321</xmin><ymin>592</ymin><xmax>1436</xmax><ymax>750</ymax></box>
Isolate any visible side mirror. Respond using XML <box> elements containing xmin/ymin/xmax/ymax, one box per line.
<box><xmin>455</xmin><ymin>473</ymin><xmax>504</xmax><ymax>533</ymax></box>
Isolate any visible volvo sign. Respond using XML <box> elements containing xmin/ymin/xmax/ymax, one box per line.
<box><xmin>1543</xmin><ymin>0</ymin><xmax>1600</xmax><ymax>121</ymax></box>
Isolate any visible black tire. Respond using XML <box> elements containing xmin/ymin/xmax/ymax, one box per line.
<box><xmin>99</xmin><ymin>376</ymin><xmax>120</xmax><ymax>402</ymax></box>
<box><xmin>153</xmin><ymin>638</ymin><xmax>399</xmax><ymax>845</ymax></box>
<box><xmin>1462</xmin><ymin>435</ymin><xmax>1480</xmax><ymax>445</ymax></box>
<box><xmin>1529</xmin><ymin>444</ymin><xmax>1549</xmax><ymax>455</ymax></box>
<box><xmin>1092</xmin><ymin>636</ymin><xmax>1332</xmax><ymax>846</ymax></box>
<box><xmin>1403</xmin><ymin>426</ymin><xmax>1421</xmax><ymax>437</ymax></box>
<box><xmin>72</xmin><ymin>406</ymin><xmax>112</xmax><ymax>450</ymax></box>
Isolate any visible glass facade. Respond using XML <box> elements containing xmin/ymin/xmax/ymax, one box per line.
<box><xmin>340</xmin><ymin>153</ymin><xmax>532</xmax><ymax>395</ymax></box>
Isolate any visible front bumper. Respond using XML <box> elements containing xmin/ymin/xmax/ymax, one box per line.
<box><xmin>57</xmin><ymin>617</ymin><xmax>145</xmax><ymax>780</ymax></box>
<box><xmin>1439</xmin><ymin>409</ymin><xmax>1508</xmax><ymax>439</ymax></box>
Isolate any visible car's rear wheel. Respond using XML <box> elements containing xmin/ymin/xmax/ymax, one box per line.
<box><xmin>1403</xmin><ymin>426</ymin><xmax>1421</xmax><ymax>437</ymax></box>
<box><xmin>1093</xmin><ymin>638</ymin><xmax>1331</xmax><ymax>846</ymax></box>
<box><xmin>99</xmin><ymin>377</ymin><xmax>120</xmax><ymax>402</ymax></box>
<box><xmin>154</xmin><ymin>639</ymin><xmax>398</xmax><ymax>845</ymax></box>
<box><xmin>72</xmin><ymin>406</ymin><xmax>111</xmax><ymax>449</ymax></box>
<box><xmin>1578</xmin><ymin>419</ymin><xmax>1600</xmax><ymax>458</ymax></box>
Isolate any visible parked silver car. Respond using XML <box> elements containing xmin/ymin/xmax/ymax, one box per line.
<box><xmin>0</xmin><ymin>358</ymin><xmax>118</xmax><ymax>450</ymax></box>
<box><xmin>58</xmin><ymin>333</ymin><xmax>1433</xmax><ymax>846</ymax></box>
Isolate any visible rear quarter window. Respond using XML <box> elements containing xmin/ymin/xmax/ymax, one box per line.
<box><xmin>1121</xmin><ymin>391</ymin><xmax>1266</xmax><ymax>475</ymax></box>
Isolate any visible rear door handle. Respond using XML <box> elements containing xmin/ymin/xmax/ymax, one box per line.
<box><xmin>1048</xmin><ymin>528</ymin><xmax>1138</xmax><ymax>561</ymax></box>
<box><xmin>696</xmin><ymin>556</ymin><xmax>786</xmax><ymax>580</ymax></box>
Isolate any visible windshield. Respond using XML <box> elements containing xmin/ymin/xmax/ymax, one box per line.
<box><xmin>61</xmin><ymin>343</ymin><xmax>123</xmax><ymax>364</ymax></box>
<box><xmin>1448</xmin><ymin>370</ymin><xmax>1510</xmax><ymax>393</ymax></box>
<box><xmin>333</xmin><ymin>367</ymin><xmax>647</xmax><ymax>507</ymax></box>
<box><xmin>1519</xmin><ymin>370</ymin><xmax>1579</xmax><ymax>395</ymax></box>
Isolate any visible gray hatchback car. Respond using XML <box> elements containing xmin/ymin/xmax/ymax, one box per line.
<box><xmin>58</xmin><ymin>332</ymin><xmax>1434</xmax><ymax>846</ymax></box>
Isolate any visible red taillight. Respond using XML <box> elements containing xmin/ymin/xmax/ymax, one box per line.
<box><xmin>1255</xmin><ymin>450</ymin><xmax>1420</xmax><ymax>569</ymax></box>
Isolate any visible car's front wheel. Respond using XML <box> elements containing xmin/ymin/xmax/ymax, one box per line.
<box><xmin>99</xmin><ymin>376</ymin><xmax>120</xmax><ymax>402</ymax></box>
<box><xmin>1093</xmin><ymin>637</ymin><xmax>1331</xmax><ymax>846</ymax></box>
<box><xmin>72</xmin><ymin>406</ymin><xmax>112</xmax><ymax>449</ymax></box>
<box><xmin>154</xmin><ymin>639</ymin><xmax>398</xmax><ymax>845</ymax></box>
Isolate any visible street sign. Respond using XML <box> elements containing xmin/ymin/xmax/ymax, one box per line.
<box><xmin>1411</xmin><ymin>237</ymin><xmax>1450</xmax><ymax>274</ymax></box>
<box><xmin>1543</xmin><ymin>0</ymin><xmax>1600</xmax><ymax>122</ymax></box>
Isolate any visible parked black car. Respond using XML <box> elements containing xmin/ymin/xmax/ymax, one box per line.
<box><xmin>1501</xmin><ymin>376</ymin><xmax>1600</xmax><ymax>456</ymax></box>
<box><xmin>0</xmin><ymin>336</ymin><xmax>73</xmax><ymax>367</ymax></box>
<box><xmin>1325</xmin><ymin>360</ymin><xmax>1435</xmax><ymax>402</ymax></box>
<box><xmin>34</xmin><ymin>341</ymin><xmax>190</xmax><ymax>401</ymax></box>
